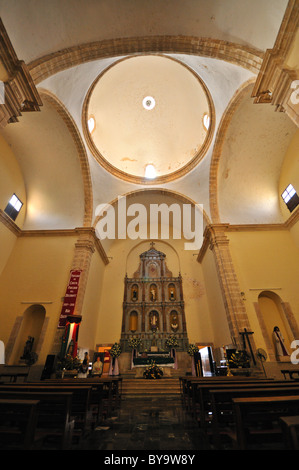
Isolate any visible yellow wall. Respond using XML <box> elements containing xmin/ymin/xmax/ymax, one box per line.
<box><xmin>0</xmin><ymin>134</ymin><xmax>26</xmax><ymax>227</ymax></box>
<box><xmin>201</xmin><ymin>246</ymin><xmax>232</xmax><ymax>347</ymax></box>
<box><xmin>228</xmin><ymin>229</ymin><xmax>299</xmax><ymax>353</ymax></box>
<box><xmin>0</xmin><ymin>134</ymin><xmax>26</xmax><ymax>275</ymax></box>
<box><xmin>0</xmin><ymin>234</ymin><xmax>76</xmax><ymax>365</ymax></box>
<box><xmin>79</xmin><ymin>248</ymin><xmax>106</xmax><ymax>351</ymax></box>
<box><xmin>279</xmin><ymin>128</ymin><xmax>299</xmax><ymax>222</ymax></box>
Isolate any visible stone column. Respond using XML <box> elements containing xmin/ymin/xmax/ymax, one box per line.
<box><xmin>206</xmin><ymin>224</ymin><xmax>253</xmax><ymax>349</ymax></box>
<box><xmin>52</xmin><ymin>228</ymin><xmax>96</xmax><ymax>355</ymax></box>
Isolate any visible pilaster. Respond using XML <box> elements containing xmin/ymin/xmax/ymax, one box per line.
<box><xmin>205</xmin><ymin>224</ymin><xmax>253</xmax><ymax>349</ymax></box>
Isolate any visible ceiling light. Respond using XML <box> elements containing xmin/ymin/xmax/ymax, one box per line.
<box><xmin>142</xmin><ymin>96</ymin><xmax>155</xmax><ymax>110</ymax></box>
<box><xmin>145</xmin><ymin>164</ymin><xmax>157</xmax><ymax>179</ymax></box>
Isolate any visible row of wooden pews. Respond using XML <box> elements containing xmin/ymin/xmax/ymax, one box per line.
<box><xmin>179</xmin><ymin>375</ymin><xmax>299</xmax><ymax>450</ymax></box>
<box><xmin>0</xmin><ymin>376</ymin><xmax>122</xmax><ymax>450</ymax></box>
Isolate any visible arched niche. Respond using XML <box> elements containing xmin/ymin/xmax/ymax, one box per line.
<box><xmin>129</xmin><ymin>311</ymin><xmax>138</xmax><ymax>332</ymax></box>
<box><xmin>131</xmin><ymin>284</ymin><xmax>138</xmax><ymax>302</ymax></box>
<box><xmin>11</xmin><ymin>304</ymin><xmax>46</xmax><ymax>365</ymax></box>
<box><xmin>168</xmin><ymin>283</ymin><xmax>176</xmax><ymax>301</ymax></box>
<box><xmin>257</xmin><ymin>291</ymin><xmax>293</xmax><ymax>361</ymax></box>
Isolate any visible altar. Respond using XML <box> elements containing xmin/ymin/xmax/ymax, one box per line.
<box><xmin>132</xmin><ymin>352</ymin><xmax>175</xmax><ymax>368</ymax></box>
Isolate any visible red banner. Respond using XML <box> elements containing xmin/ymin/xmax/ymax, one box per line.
<box><xmin>58</xmin><ymin>270</ymin><xmax>82</xmax><ymax>328</ymax></box>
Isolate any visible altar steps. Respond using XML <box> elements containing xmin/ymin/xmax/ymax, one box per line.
<box><xmin>121</xmin><ymin>377</ymin><xmax>181</xmax><ymax>398</ymax></box>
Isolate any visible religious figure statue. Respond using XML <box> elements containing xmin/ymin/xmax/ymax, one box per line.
<box><xmin>150</xmin><ymin>311</ymin><xmax>159</xmax><ymax>330</ymax></box>
<box><xmin>150</xmin><ymin>284</ymin><xmax>157</xmax><ymax>301</ymax></box>
<box><xmin>273</xmin><ymin>326</ymin><xmax>289</xmax><ymax>359</ymax></box>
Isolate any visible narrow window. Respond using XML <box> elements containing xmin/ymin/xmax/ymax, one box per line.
<box><xmin>281</xmin><ymin>184</ymin><xmax>299</xmax><ymax>212</ymax></box>
<box><xmin>4</xmin><ymin>194</ymin><xmax>23</xmax><ymax>221</ymax></box>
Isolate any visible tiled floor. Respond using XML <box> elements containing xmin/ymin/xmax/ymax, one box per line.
<box><xmin>80</xmin><ymin>396</ymin><xmax>211</xmax><ymax>451</ymax></box>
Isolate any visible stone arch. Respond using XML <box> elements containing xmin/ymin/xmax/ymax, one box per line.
<box><xmin>29</xmin><ymin>36</ymin><xmax>263</xmax><ymax>85</ymax></box>
<box><xmin>9</xmin><ymin>304</ymin><xmax>47</xmax><ymax>365</ymax></box>
<box><xmin>256</xmin><ymin>290</ymin><xmax>297</xmax><ymax>361</ymax></box>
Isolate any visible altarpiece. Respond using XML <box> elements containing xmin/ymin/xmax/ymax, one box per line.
<box><xmin>120</xmin><ymin>244</ymin><xmax>189</xmax><ymax>352</ymax></box>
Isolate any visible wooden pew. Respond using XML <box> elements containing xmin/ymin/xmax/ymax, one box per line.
<box><xmin>186</xmin><ymin>379</ymin><xmax>299</xmax><ymax>431</ymax></box>
<box><xmin>232</xmin><ymin>395</ymin><xmax>299</xmax><ymax>449</ymax></box>
<box><xmin>210</xmin><ymin>386</ymin><xmax>299</xmax><ymax>449</ymax></box>
<box><xmin>42</xmin><ymin>379</ymin><xmax>105</xmax><ymax>425</ymax></box>
<box><xmin>279</xmin><ymin>415</ymin><xmax>299</xmax><ymax>449</ymax></box>
<box><xmin>184</xmin><ymin>377</ymin><xmax>282</xmax><ymax>421</ymax></box>
<box><xmin>0</xmin><ymin>384</ymin><xmax>93</xmax><ymax>442</ymax></box>
<box><xmin>0</xmin><ymin>399</ymin><xmax>40</xmax><ymax>449</ymax></box>
<box><xmin>0</xmin><ymin>391</ymin><xmax>74</xmax><ymax>449</ymax></box>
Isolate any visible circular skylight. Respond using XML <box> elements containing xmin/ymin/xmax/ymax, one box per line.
<box><xmin>84</xmin><ymin>55</ymin><xmax>214</xmax><ymax>184</ymax></box>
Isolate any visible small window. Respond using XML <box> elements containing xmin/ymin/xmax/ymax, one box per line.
<box><xmin>88</xmin><ymin>116</ymin><xmax>95</xmax><ymax>133</ymax></box>
<box><xmin>203</xmin><ymin>113</ymin><xmax>210</xmax><ymax>131</ymax></box>
<box><xmin>281</xmin><ymin>184</ymin><xmax>299</xmax><ymax>212</ymax></box>
<box><xmin>4</xmin><ymin>194</ymin><xmax>23</xmax><ymax>221</ymax></box>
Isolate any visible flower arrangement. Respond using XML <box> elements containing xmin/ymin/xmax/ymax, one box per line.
<box><xmin>128</xmin><ymin>336</ymin><xmax>142</xmax><ymax>349</ymax></box>
<box><xmin>57</xmin><ymin>354</ymin><xmax>82</xmax><ymax>371</ymax></box>
<box><xmin>143</xmin><ymin>361</ymin><xmax>163</xmax><ymax>379</ymax></box>
<box><xmin>165</xmin><ymin>335</ymin><xmax>178</xmax><ymax>349</ymax></box>
<box><xmin>228</xmin><ymin>350</ymin><xmax>250</xmax><ymax>368</ymax></box>
<box><xmin>187</xmin><ymin>344</ymin><xmax>198</xmax><ymax>356</ymax></box>
<box><xmin>110</xmin><ymin>342</ymin><xmax>122</xmax><ymax>358</ymax></box>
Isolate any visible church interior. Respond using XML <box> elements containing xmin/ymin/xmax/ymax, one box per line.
<box><xmin>0</xmin><ymin>0</ymin><xmax>299</xmax><ymax>452</ymax></box>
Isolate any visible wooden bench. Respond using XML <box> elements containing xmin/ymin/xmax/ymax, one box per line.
<box><xmin>185</xmin><ymin>378</ymin><xmax>286</xmax><ymax>423</ymax></box>
<box><xmin>279</xmin><ymin>415</ymin><xmax>299</xmax><ymax>449</ymax></box>
<box><xmin>0</xmin><ymin>390</ymin><xmax>74</xmax><ymax>449</ymax></box>
<box><xmin>232</xmin><ymin>395</ymin><xmax>299</xmax><ymax>449</ymax></box>
<box><xmin>210</xmin><ymin>386</ymin><xmax>299</xmax><ymax>449</ymax></box>
<box><xmin>0</xmin><ymin>399</ymin><xmax>40</xmax><ymax>449</ymax></box>
<box><xmin>0</xmin><ymin>384</ymin><xmax>93</xmax><ymax>442</ymax></box>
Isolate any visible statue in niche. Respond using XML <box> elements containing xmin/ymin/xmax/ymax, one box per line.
<box><xmin>131</xmin><ymin>284</ymin><xmax>138</xmax><ymax>301</ymax></box>
<box><xmin>150</xmin><ymin>284</ymin><xmax>157</xmax><ymax>301</ymax></box>
<box><xmin>170</xmin><ymin>311</ymin><xmax>179</xmax><ymax>331</ymax></box>
<box><xmin>273</xmin><ymin>326</ymin><xmax>289</xmax><ymax>359</ymax></box>
<box><xmin>169</xmin><ymin>286</ymin><xmax>176</xmax><ymax>301</ymax></box>
<box><xmin>150</xmin><ymin>311</ymin><xmax>159</xmax><ymax>330</ymax></box>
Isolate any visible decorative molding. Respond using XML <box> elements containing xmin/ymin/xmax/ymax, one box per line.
<box><xmin>0</xmin><ymin>18</ymin><xmax>42</xmax><ymax>128</ymax></box>
<box><xmin>28</xmin><ymin>36</ymin><xmax>263</xmax><ymax>85</ymax></box>
<box><xmin>0</xmin><ymin>209</ymin><xmax>21</xmax><ymax>236</ymax></box>
<box><xmin>251</xmin><ymin>0</ymin><xmax>299</xmax><ymax>126</ymax></box>
<box><xmin>82</xmin><ymin>54</ymin><xmax>216</xmax><ymax>185</ymax></box>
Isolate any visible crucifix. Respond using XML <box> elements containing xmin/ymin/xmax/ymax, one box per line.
<box><xmin>150</xmin><ymin>241</ymin><xmax>155</xmax><ymax>248</ymax></box>
<box><xmin>239</xmin><ymin>327</ymin><xmax>256</xmax><ymax>365</ymax></box>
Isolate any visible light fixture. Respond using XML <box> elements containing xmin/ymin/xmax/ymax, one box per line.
<box><xmin>145</xmin><ymin>164</ymin><xmax>157</xmax><ymax>179</ymax></box>
<box><xmin>142</xmin><ymin>96</ymin><xmax>155</xmax><ymax>110</ymax></box>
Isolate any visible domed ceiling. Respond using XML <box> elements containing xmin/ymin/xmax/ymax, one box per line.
<box><xmin>84</xmin><ymin>55</ymin><xmax>214</xmax><ymax>184</ymax></box>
